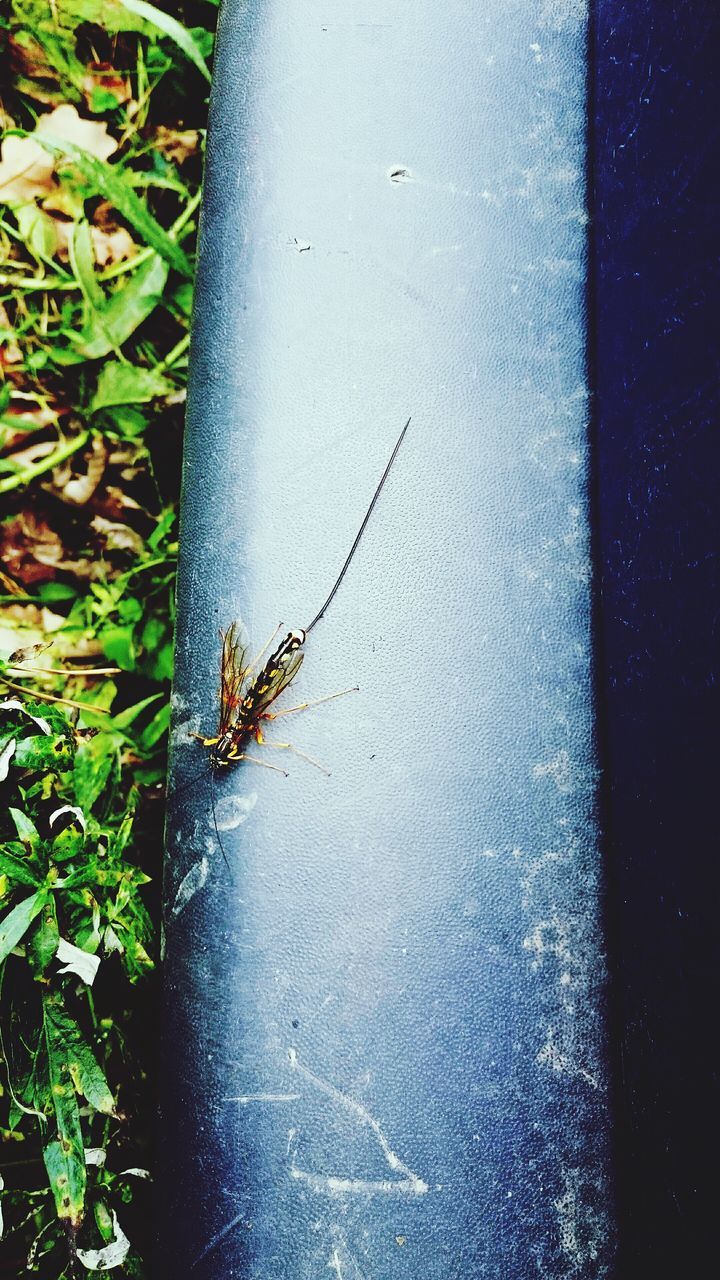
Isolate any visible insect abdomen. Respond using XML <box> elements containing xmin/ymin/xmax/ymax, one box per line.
<box><xmin>241</xmin><ymin>629</ymin><xmax>305</xmax><ymax>716</ymax></box>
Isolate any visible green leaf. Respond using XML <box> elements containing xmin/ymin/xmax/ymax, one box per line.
<box><xmin>40</xmin><ymin>992</ymin><xmax>87</xmax><ymax>1225</ymax></box>
<box><xmin>122</xmin><ymin>0</ymin><xmax>212</xmax><ymax>81</ymax></box>
<box><xmin>112</xmin><ymin>692</ymin><xmax>162</xmax><ymax>731</ymax></box>
<box><xmin>90</xmin><ymin>361</ymin><xmax>174</xmax><ymax>411</ymax></box>
<box><xmin>68</xmin><ymin>219</ymin><xmax>105</xmax><ymax>312</ymax></box>
<box><xmin>36</xmin><ymin>582</ymin><xmax>78</xmax><ymax>602</ymax></box>
<box><xmin>44</xmin><ymin>999</ymin><xmax>115</xmax><ymax>1115</ymax></box>
<box><xmin>146</xmin><ymin>640</ymin><xmax>174</xmax><ymax>682</ymax></box>
<box><xmin>8</xmin><ymin>807</ymin><xmax>40</xmax><ymax>850</ymax></box>
<box><xmin>0</xmin><ymin>891</ymin><xmax>47</xmax><ymax>963</ymax></box>
<box><xmin>139</xmin><ymin>700</ymin><xmax>171</xmax><ymax>750</ymax></box>
<box><xmin>51</xmin><ymin>825</ymin><xmax>86</xmax><ymax>863</ymax></box>
<box><xmin>0</xmin><ymin>847</ymin><xmax>42</xmax><ymax>888</ymax></box>
<box><xmin>27</xmin><ymin>133</ymin><xmax>193</xmax><ymax>277</ymax></box>
<box><xmin>54</xmin><ymin>0</ymin><xmax>148</xmax><ymax>34</ymax></box>
<box><xmin>73</xmin><ymin>733</ymin><xmax>118</xmax><ymax>810</ymax></box>
<box><xmin>97</xmin><ymin>404</ymin><xmax>149</xmax><ymax>438</ymax></box>
<box><xmin>43</xmin><ymin>1138</ymin><xmax>85</xmax><ymax>1226</ymax></box>
<box><xmin>13</xmin><ymin>205</ymin><xmax>64</xmax><ymax>267</ymax></box>
<box><xmin>100</xmin><ymin>624</ymin><xmax>136</xmax><ymax>671</ymax></box>
<box><xmin>69</xmin><ymin>252</ymin><xmax>170</xmax><ymax>362</ymax></box>
<box><xmin>13</xmin><ymin>733</ymin><xmax>74</xmax><ymax>771</ymax></box>
<box><xmin>27</xmin><ymin>898</ymin><xmax>60</xmax><ymax>977</ymax></box>
<box><xmin>146</xmin><ymin>505</ymin><xmax>177</xmax><ymax>552</ymax></box>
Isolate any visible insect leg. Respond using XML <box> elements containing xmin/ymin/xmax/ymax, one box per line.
<box><xmin>189</xmin><ymin>732</ymin><xmax>219</xmax><ymax>745</ymax></box>
<box><xmin>235</xmin><ymin>752</ymin><xmax>289</xmax><ymax>777</ymax></box>
<box><xmin>263</xmin><ymin>686</ymin><xmax>359</xmax><ymax>720</ymax></box>
<box><xmin>261</xmin><ymin>740</ymin><xmax>331</xmax><ymax>776</ymax></box>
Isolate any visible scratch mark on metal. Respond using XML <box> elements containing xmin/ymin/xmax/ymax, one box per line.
<box><xmin>224</xmin><ymin>1092</ymin><xmax>300</xmax><ymax>1105</ymax></box>
<box><xmin>189</xmin><ymin>1210</ymin><xmax>246</xmax><ymax>1272</ymax></box>
<box><xmin>287</xmin><ymin>1049</ymin><xmax>429</xmax><ymax>1197</ymax></box>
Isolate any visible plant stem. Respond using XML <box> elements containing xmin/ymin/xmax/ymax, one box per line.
<box><xmin>0</xmin><ymin>431</ymin><xmax>90</xmax><ymax>495</ymax></box>
<box><xmin>0</xmin><ymin>675</ymin><xmax>110</xmax><ymax>715</ymax></box>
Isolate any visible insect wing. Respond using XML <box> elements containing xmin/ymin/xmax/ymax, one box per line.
<box><xmin>254</xmin><ymin>649</ymin><xmax>304</xmax><ymax>716</ymax></box>
<box><xmin>218</xmin><ymin>622</ymin><xmax>250</xmax><ymax>733</ymax></box>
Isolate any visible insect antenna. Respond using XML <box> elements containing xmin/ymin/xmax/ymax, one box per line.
<box><xmin>304</xmin><ymin>417</ymin><xmax>411</xmax><ymax>634</ymax></box>
<box><xmin>166</xmin><ymin>763</ymin><xmax>211</xmax><ymax>804</ymax></box>
<box><xmin>209</xmin><ymin>770</ymin><xmax>234</xmax><ymax>880</ymax></box>
<box><xmin>167</xmin><ymin>764</ymin><xmax>234</xmax><ymax>879</ymax></box>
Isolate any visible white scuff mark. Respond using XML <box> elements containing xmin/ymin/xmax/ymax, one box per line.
<box><xmin>84</xmin><ymin>1148</ymin><xmax>106</xmax><ymax>1167</ymax></box>
<box><xmin>533</xmin><ymin>750</ymin><xmax>573</xmax><ymax>793</ymax></box>
<box><xmin>170</xmin><ymin>857</ymin><xmax>209</xmax><ymax>917</ymax></box>
<box><xmin>224</xmin><ymin>1092</ymin><xmax>300</xmax><ymax>1105</ymax></box>
<box><xmin>56</xmin><ymin>938</ymin><xmax>100</xmax><ymax>986</ymax></box>
<box><xmin>119</xmin><ymin>1166</ymin><xmax>150</xmax><ymax>1179</ymax></box>
<box><xmin>170</xmin><ymin>688</ymin><xmax>188</xmax><ymax>715</ymax></box>
<box><xmin>555</xmin><ymin>1167</ymin><xmax>608</xmax><ymax>1272</ymax></box>
<box><xmin>0</xmin><ymin>698</ymin><xmax>51</xmax><ymax>734</ymax></box>
<box><xmin>522</xmin><ymin>914</ymin><xmax>573</xmax><ymax>970</ymax></box>
<box><xmin>171</xmin><ymin>714</ymin><xmax>203</xmax><ymax>751</ymax></box>
<box><xmin>540</xmin><ymin>0</ymin><xmax>588</xmax><ymax>32</ymax></box>
<box><xmin>287</xmin><ymin>1049</ymin><xmax>429</xmax><ymax>1197</ymax></box>
<box><xmin>77</xmin><ymin>1210</ymin><xmax>130</xmax><ymax>1271</ymax></box>
<box><xmin>519</xmin><ymin>846</ymin><xmax>569</xmax><ymax>911</ymax></box>
<box><xmin>49</xmin><ymin>804</ymin><xmax>86</xmax><ymax>830</ymax></box>
<box><xmin>0</xmin><ymin>738</ymin><xmax>16</xmax><ymax>781</ymax></box>
<box><xmin>327</xmin><ymin>1235</ymin><xmax>369</xmax><ymax>1280</ymax></box>
<box><xmin>214</xmin><ymin>790</ymin><xmax>257</xmax><ymax>831</ymax></box>
<box><xmin>537</xmin><ymin>1026</ymin><xmax>599</xmax><ymax>1089</ymax></box>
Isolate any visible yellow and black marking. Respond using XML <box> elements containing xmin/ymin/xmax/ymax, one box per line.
<box><xmin>192</xmin><ymin>416</ymin><xmax>410</xmax><ymax>787</ymax></box>
<box><xmin>191</xmin><ymin>626</ymin><xmax>341</xmax><ymax>777</ymax></box>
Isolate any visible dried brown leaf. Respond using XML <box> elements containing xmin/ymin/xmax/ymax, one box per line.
<box><xmin>0</xmin><ymin>134</ymin><xmax>56</xmax><ymax>204</ymax></box>
<box><xmin>152</xmin><ymin>125</ymin><xmax>200</xmax><ymax>165</ymax></box>
<box><xmin>90</xmin><ymin>516</ymin><xmax>144</xmax><ymax>556</ymax></box>
<box><xmin>0</xmin><ymin>512</ymin><xmax>63</xmax><ymax>585</ymax></box>
<box><xmin>35</xmin><ymin>105</ymin><xmax>118</xmax><ymax>162</ymax></box>
<box><xmin>45</xmin><ymin>436</ymin><xmax>108</xmax><ymax>506</ymax></box>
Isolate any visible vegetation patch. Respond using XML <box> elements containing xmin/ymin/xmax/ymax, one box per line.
<box><xmin>0</xmin><ymin>2</ymin><xmax>217</xmax><ymax>1272</ymax></box>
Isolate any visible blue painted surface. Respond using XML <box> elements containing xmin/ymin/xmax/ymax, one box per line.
<box><xmin>160</xmin><ymin>2</ymin><xmax>615</xmax><ymax>1275</ymax></box>
<box><xmin>593</xmin><ymin>2</ymin><xmax>719</xmax><ymax>1274</ymax></box>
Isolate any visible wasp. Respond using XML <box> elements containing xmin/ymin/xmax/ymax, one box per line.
<box><xmin>191</xmin><ymin>418</ymin><xmax>410</xmax><ymax>782</ymax></box>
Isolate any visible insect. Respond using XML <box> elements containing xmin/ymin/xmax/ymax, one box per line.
<box><xmin>191</xmin><ymin>417</ymin><xmax>410</xmax><ymax>787</ymax></box>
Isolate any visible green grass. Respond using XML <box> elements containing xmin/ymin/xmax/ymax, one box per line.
<box><xmin>0</xmin><ymin>2</ymin><xmax>217</xmax><ymax>1272</ymax></box>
